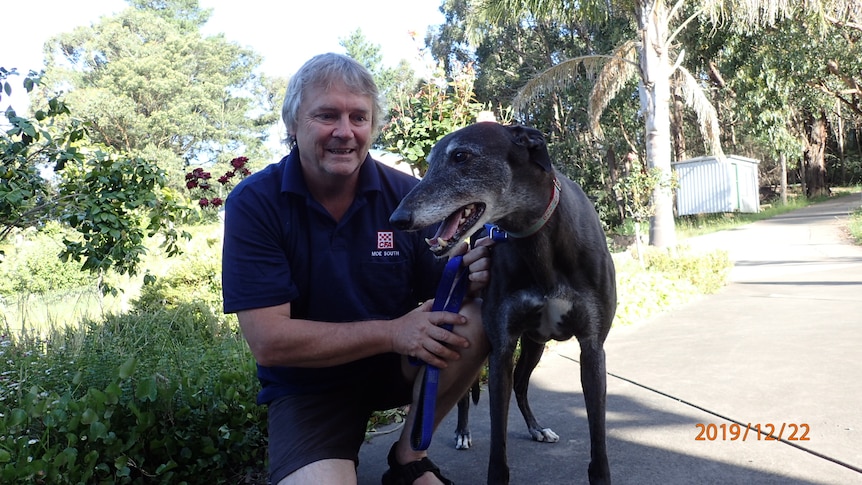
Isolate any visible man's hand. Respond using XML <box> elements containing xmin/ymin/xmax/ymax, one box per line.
<box><xmin>391</xmin><ymin>300</ymin><xmax>471</xmax><ymax>369</ymax></box>
<box><xmin>453</xmin><ymin>236</ymin><xmax>494</xmax><ymax>296</ymax></box>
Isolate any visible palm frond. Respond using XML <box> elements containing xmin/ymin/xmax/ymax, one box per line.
<box><xmin>587</xmin><ymin>40</ymin><xmax>640</xmax><ymax>139</ymax></box>
<box><xmin>674</xmin><ymin>65</ymin><xmax>724</xmax><ymax>157</ymax></box>
<box><xmin>513</xmin><ymin>44</ymin><xmax>641</xmax><ymax>126</ymax></box>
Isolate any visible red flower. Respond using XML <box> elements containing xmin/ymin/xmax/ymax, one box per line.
<box><xmin>218</xmin><ymin>174</ymin><xmax>231</xmax><ymax>184</ymax></box>
<box><xmin>231</xmin><ymin>156</ymin><xmax>248</xmax><ymax>169</ymax></box>
<box><xmin>199</xmin><ymin>198</ymin><xmax>210</xmax><ymax>207</ymax></box>
<box><xmin>186</xmin><ymin>180</ymin><xmax>198</xmax><ymax>189</ymax></box>
<box><xmin>211</xmin><ymin>197</ymin><xmax>224</xmax><ymax>207</ymax></box>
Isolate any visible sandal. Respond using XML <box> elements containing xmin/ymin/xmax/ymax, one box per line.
<box><xmin>381</xmin><ymin>442</ymin><xmax>454</xmax><ymax>485</ymax></box>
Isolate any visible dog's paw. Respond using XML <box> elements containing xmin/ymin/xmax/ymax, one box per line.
<box><xmin>455</xmin><ymin>431</ymin><xmax>472</xmax><ymax>450</ymax></box>
<box><xmin>530</xmin><ymin>427</ymin><xmax>560</xmax><ymax>443</ymax></box>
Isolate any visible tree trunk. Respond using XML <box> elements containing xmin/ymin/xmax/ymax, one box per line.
<box><xmin>606</xmin><ymin>147</ymin><xmax>626</xmax><ymax>222</ymax></box>
<box><xmin>780</xmin><ymin>152</ymin><xmax>788</xmax><ymax>205</ymax></box>
<box><xmin>837</xmin><ymin>100</ymin><xmax>846</xmax><ymax>185</ymax></box>
<box><xmin>671</xmin><ymin>83</ymin><xmax>687</xmax><ymax>162</ymax></box>
<box><xmin>804</xmin><ymin>109</ymin><xmax>829</xmax><ymax>198</ymax></box>
<box><xmin>637</xmin><ymin>0</ymin><xmax>676</xmax><ymax>248</ymax></box>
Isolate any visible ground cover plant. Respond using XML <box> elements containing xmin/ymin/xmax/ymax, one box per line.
<box><xmin>850</xmin><ymin>204</ymin><xmax>862</xmax><ymax>244</ymax></box>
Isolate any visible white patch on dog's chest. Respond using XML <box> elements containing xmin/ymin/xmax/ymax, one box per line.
<box><xmin>536</xmin><ymin>297</ymin><xmax>573</xmax><ymax>340</ymax></box>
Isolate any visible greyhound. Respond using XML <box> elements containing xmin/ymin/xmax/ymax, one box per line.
<box><xmin>390</xmin><ymin>122</ymin><xmax>616</xmax><ymax>485</ymax></box>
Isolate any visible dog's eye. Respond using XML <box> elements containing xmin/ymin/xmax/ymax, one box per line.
<box><xmin>452</xmin><ymin>151</ymin><xmax>473</xmax><ymax>163</ymax></box>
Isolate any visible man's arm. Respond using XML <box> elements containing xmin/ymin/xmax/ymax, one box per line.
<box><xmin>238</xmin><ymin>300</ymin><xmax>471</xmax><ymax>369</ymax></box>
<box><xmin>238</xmin><ymin>240</ymin><xmax>493</xmax><ymax>370</ymax></box>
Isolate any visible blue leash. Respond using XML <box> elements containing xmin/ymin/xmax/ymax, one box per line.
<box><xmin>410</xmin><ymin>255</ymin><xmax>470</xmax><ymax>451</ymax></box>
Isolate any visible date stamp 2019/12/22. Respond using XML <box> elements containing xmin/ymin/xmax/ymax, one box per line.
<box><xmin>695</xmin><ymin>423</ymin><xmax>810</xmax><ymax>441</ymax></box>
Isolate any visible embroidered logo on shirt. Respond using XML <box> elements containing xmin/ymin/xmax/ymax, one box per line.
<box><xmin>377</xmin><ymin>231</ymin><xmax>394</xmax><ymax>249</ymax></box>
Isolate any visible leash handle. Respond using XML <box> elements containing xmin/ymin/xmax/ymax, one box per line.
<box><xmin>411</xmin><ymin>255</ymin><xmax>469</xmax><ymax>451</ymax></box>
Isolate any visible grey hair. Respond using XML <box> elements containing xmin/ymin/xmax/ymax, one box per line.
<box><xmin>281</xmin><ymin>53</ymin><xmax>385</xmax><ymax>146</ymax></box>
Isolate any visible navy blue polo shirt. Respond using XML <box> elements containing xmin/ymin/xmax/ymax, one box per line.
<box><xmin>222</xmin><ymin>148</ymin><xmax>444</xmax><ymax>404</ymax></box>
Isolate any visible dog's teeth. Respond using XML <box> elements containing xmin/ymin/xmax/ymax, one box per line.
<box><xmin>439</xmin><ymin>239</ymin><xmax>448</xmax><ymax>248</ymax></box>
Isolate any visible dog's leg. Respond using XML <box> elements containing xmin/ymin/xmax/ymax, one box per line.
<box><xmin>486</xmin><ymin>344</ymin><xmax>516</xmax><ymax>485</ymax></box>
<box><xmin>454</xmin><ymin>380</ymin><xmax>480</xmax><ymax>449</ymax></box>
<box><xmin>579</xmin><ymin>335</ymin><xmax>611</xmax><ymax>485</ymax></box>
<box><xmin>513</xmin><ymin>337</ymin><xmax>559</xmax><ymax>443</ymax></box>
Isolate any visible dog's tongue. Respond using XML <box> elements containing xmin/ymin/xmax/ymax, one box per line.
<box><xmin>428</xmin><ymin>211</ymin><xmax>462</xmax><ymax>247</ymax></box>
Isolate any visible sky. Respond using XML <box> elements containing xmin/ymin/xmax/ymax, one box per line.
<box><xmin>2</xmin><ymin>0</ymin><xmax>446</xmax><ymax>114</ymax></box>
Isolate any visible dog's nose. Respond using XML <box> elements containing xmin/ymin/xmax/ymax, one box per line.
<box><xmin>389</xmin><ymin>209</ymin><xmax>414</xmax><ymax>230</ymax></box>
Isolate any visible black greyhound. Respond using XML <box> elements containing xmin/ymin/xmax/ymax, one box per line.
<box><xmin>390</xmin><ymin>122</ymin><xmax>616</xmax><ymax>485</ymax></box>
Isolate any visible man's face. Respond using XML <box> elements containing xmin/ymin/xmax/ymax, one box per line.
<box><xmin>293</xmin><ymin>81</ymin><xmax>374</xmax><ymax>180</ymax></box>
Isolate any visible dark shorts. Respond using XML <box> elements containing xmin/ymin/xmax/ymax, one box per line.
<box><xmin>267</xmin><ymin>355</ymin><xmax>414</xmax><ymax>483</ymax></box>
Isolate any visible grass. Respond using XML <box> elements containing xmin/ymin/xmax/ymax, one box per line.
<box><xmin>675</xmin><ymin>195</ymin><xmax>814</xmax><ymax>239</ymax></box>
<box><xmin>676</xmin><ymin>187</ymin><xmax>862</xmax><ymax>243</ymax></box>
<box><xmin>850</xmin><ymin>205</ymin><xmax>862</xmax><ymax>244</ymax></box>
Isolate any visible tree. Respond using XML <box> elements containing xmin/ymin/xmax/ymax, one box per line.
<box><xmin>340</xmin><ymin>28</ymin><xmax>419</xmax><ymax>114</ymax></box>
<box><xmin>39</xmin><ymin>0</ymin><xmax>281</xmax><ymax>190</ymax></box>
<box><xmin>470</xmin><ymin>0</ymin><xmax>859</xmax><ymax>247</ymax></box>
<box><xmin>427</xmin><ymin>0</ymin><xmax>639</xmax><ymax>230</ymax></box>
<box><xmin>1</xmin><ymin>70</ymin><xmax>190</xmax><ymax>283</ymax></box>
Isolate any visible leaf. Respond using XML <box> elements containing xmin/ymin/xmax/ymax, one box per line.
<box><xmin>136</xmin><ymin>376</ymin><xmax>158</xmax><ymax>402</ymax></box>
<box><xmin>9</xmin><ymin>408</ymin><xmax>27</xmax><ymax>427</ymax></box>
<box><xmin>118</xmin><ymin>356</ymin><xmax>137</xmax><ymax>379</ymax></box>
<box><xmin>81</xmin><ymin>408</ymin><xmax>98</xmax><ymax>425</ymax></box>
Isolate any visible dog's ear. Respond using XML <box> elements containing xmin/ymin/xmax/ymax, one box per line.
<box><xmin>507</xmin><ymin>125</ymin><xmax>553</xmax><ymax>172</ymax></box>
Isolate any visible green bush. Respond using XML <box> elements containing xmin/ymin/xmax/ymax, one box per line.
<box><xmin>613</xmin><ymin>246</ymin><xmax>732</xmax><ymax>326</ymax></box>
<box><xmin>0</xmin><ymin>306</ymin><xmax>267</xmax><ymax>484</ymax></box>
<box><xmin>0</xmin><ymin>249</ymin><xmax>268</xmax><ymax>484</ymax></box>
<box><xmin>641</xmin><ymin>246</ymin><xmax>732</xmax><ymax>294</ymax></box>
<box><xmin>132</xmin><ymin>253</ymin><xmax>222</xmax><ymax>314</ymax></box>
<box><xmin>850</xmin><ymin>206</ymin><xmax>862</xmax><ymax>244</ymax></box>
<box><xmin>0</xmin><ymin>227</ymin><xmax>92</xmax><ymax>297</ymax></box>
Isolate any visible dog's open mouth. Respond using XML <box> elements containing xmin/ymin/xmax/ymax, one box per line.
<box><xmin>425</xmin><ymin>203</ymin><xmax>486</xmax><ymax>255</ymax></box>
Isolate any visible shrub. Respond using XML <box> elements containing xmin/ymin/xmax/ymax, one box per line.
<box><xmin>132</xmin><ymin>257</ymin><xmax>222</xmax><ymax>314</ymax></box>
<box><xmin>0</xmin><ymin>306</ymin><xmax>267</xmax><ymax>484</ymax></box>
<box><xmin>613</xmin><ymin>246</ymin><xmax>732</xmax><ymax>326</ymax></box>
<box><xmin>0</xmin><ymin>226</ymin><xmax>92</xmax><ymax>297</ymax></box>
<box><xmin>641</xmin><ymin>246</ymin><xmax>732</xmax><ymax>294</ymax></box>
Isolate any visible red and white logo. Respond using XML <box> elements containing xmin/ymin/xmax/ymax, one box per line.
<box><xmin>377</xmin><ymin>231</ymin><xmax>394</xmax><ymax>249</ymax></box>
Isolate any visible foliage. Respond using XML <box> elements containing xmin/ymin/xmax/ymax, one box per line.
<box><xmin>613</xmin><ymin>245</ymin><xmax>732</xmax><ymax>326</ymax></box>
<box><xmin>382</xmin><ymin>62</ymin><xmax>509</xmax><ymax>175</ymax></box>
<box><xmin>38</xmin><ymin>0</ymin><xmax>282</xmax><ymax>191</ymax></box>
<box><xmin>132</xmin><ymin>254</ymin><xmax>223</xmax><ymax>314</ymax></box>
<box><xmin>1</xmin><ymin>70</ymin><xmax>192</xmax><ymax>281</ymax></box>
<box><xmin>0</xmin><ymin>224</ymin><xmax>91</xmax><ymax>297</ymax></box>
<box><xmin>1</xmin><ymin>69</ymin><xmax>77</xmax><ymax>242</ymax></box>
<box><xmin>0</xmin><ymin>245</ymin><xmax>267</xmax><ymax>484</ymax></box>
<box><xmin>0</xmin><ymin>313</ymin><xmax>266</xmax><ymax>484</ymax></box>
<box><xmin>340</xmin><ymin>28</ymin><xmax>419</xmax><ymax>117</ymax></box>
<box><xmin>849</xmin><ymin>204</ymin><xmax>862</xmax><ymax>244</ymax></box>
<box><xmin>613</xmin><ymin>152</ymin><xmax>668</xmax><ymax>224</ymax></box>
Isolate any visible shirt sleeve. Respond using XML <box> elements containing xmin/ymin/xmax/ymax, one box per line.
<box><xmin>222</xmin><ymin>183</ymin><xmax>298</xmax><ymax>314</ymax></box>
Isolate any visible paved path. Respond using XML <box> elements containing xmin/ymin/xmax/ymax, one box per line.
<box><xmin>358</xmin><ymin>193</ymin><xmax>862</xmax><ymax>484</ymax></box>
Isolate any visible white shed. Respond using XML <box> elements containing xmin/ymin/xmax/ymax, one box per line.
<box><xmin>671</xmin><ymin>155</ymin><xmax>760</xmax><ymax>216</ymax></box>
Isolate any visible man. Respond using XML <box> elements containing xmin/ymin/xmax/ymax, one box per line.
<box><xmin>222</xmin><ymin>53</ymin><xmax>491</xmax><ymax>485</ymax></box>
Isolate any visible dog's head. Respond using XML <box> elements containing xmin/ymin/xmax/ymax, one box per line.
<box><xmin>390</xmin><ymin>122</ymin><xmax>554</xmax><ymax>256</ymax></box>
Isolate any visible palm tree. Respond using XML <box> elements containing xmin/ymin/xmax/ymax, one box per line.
<box><xmin>475</xmin><ymin>0</ymin><xmax>856</xmax><ymax>248</ymax></box>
